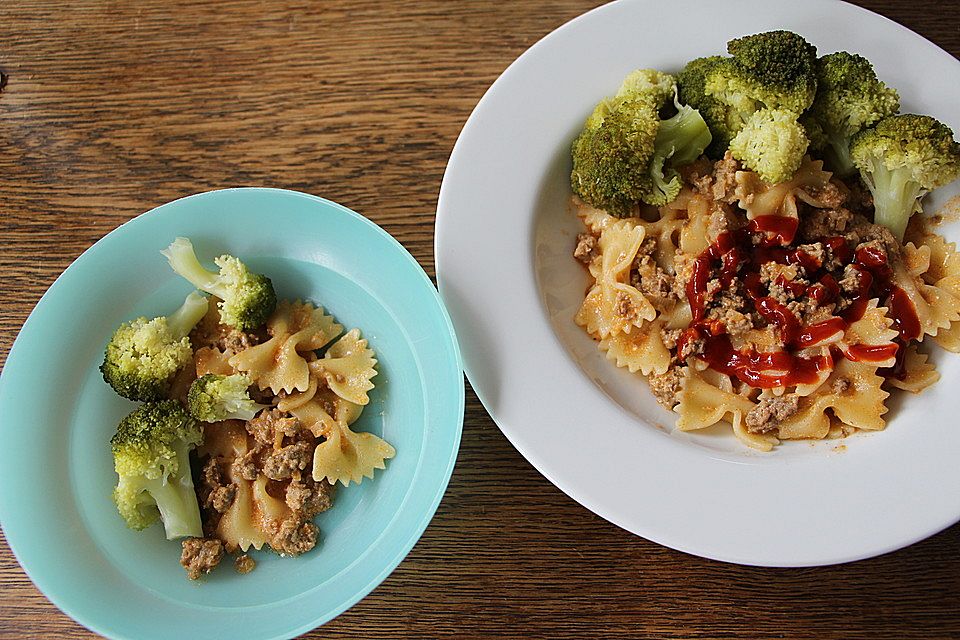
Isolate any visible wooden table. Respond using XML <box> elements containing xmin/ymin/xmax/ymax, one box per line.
<box><xmin>2</xmin><ymin>1</ymin><xmax>959</xmax><ymax>638</ymax></box>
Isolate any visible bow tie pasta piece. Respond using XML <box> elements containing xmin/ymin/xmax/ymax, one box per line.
<box><xmin>777</xmin><ymin>359</ymin><xmax>888</xmax><ymax>440</ymax></box>
<box><xmin>734</xmin><ymin>157</ymin><xmax>833</xmax><ymax>242</ymax></box>
<box><xmin>308</xmin><ymin>329</ymin><xmax>378</xmax><ymax>406</ymax></box>
<box><xmin>834</xmin><ymin>299</ymin><xmax>900</xmax><ymax>369</ymax></box>
<box><xmin>230</xmin><ymin>300</ymin><xmax>343</xmax><ymax>394</ymax></box>
<box><xmin>892</xmin><ymin>260</ymin><xmax>960</xmax><ymax>340</ymax></box>
<box><xmin>287</xmin><ymin>386</ymin><xmax>365</xmax><ymax>436</ymax></box>
<box><xmin>199</xmin><ymin>421</ymin><xmax>269</xmax><ymax>553</ymax></box>
<box><xmin>575</xmin><ymin>197</ymin><xmax>619</xmax><ymax>236</ymax></box>
<box><xmin>887</xmin><ymin>345</ymin><xmax>940</xmax><ymax>393</ymax></box>
<box><xmin>903</xmin><ymin>231</ymin><xmax>960</xmax><ymax>352</ymax></box>
<box><xmin>311</xmin><ymin>420</ymin><xmax>396</xmax><ymax>487</ymax></box>
<box><xmin>598</xmin><ymin>317</ymin><xmax>671</xmax><ymax>376</ymax></box>
<box><xmin>675</xmin><ymin>369</ymin><xmax>776</xmax><ymax>451</ymax></box>
<box><xmin>575</xmin><ymin>220</ymin><xmax>656</xmax><ymax>339</ymax></box>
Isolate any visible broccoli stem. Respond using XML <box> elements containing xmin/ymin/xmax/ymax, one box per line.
<box><xmin>826</xmin><ymin>139</ymin><xmax>856</xmax><ymax>178</ymax></box>
<box><xmin>148</xmin><ymin>440</ymin><xmax>202</xmax><ymax>539</ymax></box>
<box><xmin>162</xmin><ymin>238</ymin><xmax>228</xmax><ymax>300</ymax></box>
<box><xmin>865</xmin><ymin>160</ymin><xmax>925</xmax><ymax>241</ymax></box>
<box><xmin>656</xmin><ymin>105</ymin><xmax>713</xmax><ymax>168</ymax></box>
<box><xmin>166</xmin><ymin>291</ymin><xmax>209</xmax><ymax>338</ymax></box>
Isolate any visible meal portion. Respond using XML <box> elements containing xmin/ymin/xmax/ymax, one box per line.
<box><xmin>570</xmin><ymin>31</ymin><xmax>960</xmax><ymax>451</ymax></box>
<box><xmin>102</xmin><ymin>238</ymin><xmax>395</xmax><ymax>579</ymax></box>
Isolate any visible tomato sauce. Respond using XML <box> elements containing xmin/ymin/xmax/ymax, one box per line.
<box><xmin>679</xmin><ymin>215</ymin><xmax>921</xmax><ymax>386</ymax></box>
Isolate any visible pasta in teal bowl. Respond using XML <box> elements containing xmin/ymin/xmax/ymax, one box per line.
<box><xmin>0</xmin><ymin>188</ymin><xmax>464</xmax><ymax>639</ymax></box>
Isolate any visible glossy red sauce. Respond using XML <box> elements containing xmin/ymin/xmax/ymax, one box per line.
<box><xmin>747</xmin><ymin>215</ymin><xmax>799</xmax><ymax>245</ymax></box>
<box><xmin>847</xmin><ymin>343</ymin><xmax>900</xmax><ymax>363</ymax></box>
<box><xmin>680</xmin><ymin>214</ymin><xmax>921</xmax><ymax>386</ymax></box>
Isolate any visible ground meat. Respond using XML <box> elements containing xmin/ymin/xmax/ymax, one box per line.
<box><xmin>614</xmin><ymin>291</ymin><xmax>641</xmax><ymax>323</ymax></box>
<box><xmin>802</xmin><ymin>179</ymin><xmax>847</xmax><ymax>209</ymax></box>
<box><xmin>231</xmin><ymin>447</ymin><xmax>261</xmax><ymax>481</ymax></box>
<box><xmin>660</xmin><ymin>327</ymin><xmax>682</xmax><ymax>350</ymax></box>
<box><xmin>678</xmin><ymin>335</ymin><xmax>705</xmax><ymax>361</ymax></box>
<box><xmin>574</xmin><ymin>233</ymin><xmax>598</xmax><ymax>265</ymax></box>
<box><xmin>803</xmin><ymin>302</ymin><xmax>837</xmax><ymax>325</ymax></box>
<box><xmin>831</xmin><ymin>377</ymin><xmax>852</xmax><ymax>394</ymax></box>
<box><xmin>745</xmin><ymin>395</ymin><xmax>800</xmax><ymax>434</ymax></box>
<box><xmin>711</xmin><ymin>152</ymin><xmax>741</xmax><ymax>203</ymax></box>
<box><xmin>672</xmin><ymin>252</ymin><xmax>697</xmax><ymax>298</ymax></box>
<box><xmin>845</xmin><ymin>179</ymin><xmax>874</xmax><ymax>213</ymax></box>
<box><xmin>706</xmin><ymin>205</ymin><xmax>736</xmax><ymax>243</ymax></box>
<box><xmin>846</xmin><ymin>216</ymin><xmax>901</xmax><ymax>259</ymax></box>
<box><xmin>199</xmin><ymin>458</ymin><xmax>237</xmax><ymax>513</ymax></box>
<box><xmin>262</xmin><ymin>441</ymin><xmax>313</xmax><ymax>481</ymax></box>
<box><xmin>838</xmin><ymin>264</ymin><xmax>864</xmax><ymax>294</ymax></box>
<box><xmin>272</xmin><ymin>518</ymin><xmax>318</xmax><ymax>556</ymax></box>
<box><xmin>286</xmin><ymin>477</ymin><xmax>335</xmax><ymax>518</ymax></box>
<box><xmin>190</xmin><ymin>302</ymin><xmax>261</xmax><ymax>354</ymax></box>
<box><xmin>648</xmin><ymin>366</ymin><xmax>686</xmax><ymax>409</ymax></box>
<box><xmin>247</xmin><ymin>409</ymin><xmax>302</xmax><ymax>447</ymax></box>
<box><xmin>795</xmin><ymin>242</ymin><xmax>826</xmax><ymax>269</ymax></box>
<box><xmin>714</xmin><ymin>308</ymin><xmax>754</xmax><ymax>336</ymax></box>
<box><xmin>798</xmin><ymin>207</ymin><xmax>854</xmax><ymax>241</ymax></box>
<box><xmin>235</xmin><ymin>554</ymin><xmax>256</xmax><ymax>574</ymax></box>
<box><xmin>680</xmin><ymin>156</ymin><xmax>714</xmax><ymax>194</ymax></box>
<box><xmin>180</xmin><ymin>537</ymin><xmax>224</xmax><ymax>580</ymax></box>
<box><xmin>759</xmin><ymin>262</ymin><xmax>800</xmax><ymax>286</ymax></box>
<box><xmin>633</xmin><ymin>241</ymin><xmax>676</xmax><ymax>307</ymax></box>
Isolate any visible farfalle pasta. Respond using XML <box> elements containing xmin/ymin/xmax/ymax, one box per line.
<box><xmin>184</xmin><ymin>286</ymin><xmax>392</xmax><ymax>573</ymax></box>
<box><xmin>229</xmin><ymin>300</ymin><xmax>342</xmax><ymax>394</ymax></box>
<box><xmin>573</xmin><ymin>153</ymin><xmax>960</xmax><ymax>451</ymax></box>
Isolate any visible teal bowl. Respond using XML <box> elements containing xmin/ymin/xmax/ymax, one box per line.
<box><xmin>0</xmin><ymin>188</ymin><xmax>464</xmax><ymax>639</ymax></box>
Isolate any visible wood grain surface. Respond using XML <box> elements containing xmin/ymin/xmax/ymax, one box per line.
<box><xmin>2</xmin><ymin>1</ymin><xmax>960</xmax><ymax>638</ymax></box>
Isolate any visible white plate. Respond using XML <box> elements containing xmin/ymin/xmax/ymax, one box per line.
<box><xmin>436</xmin><ymin>0</ymin><xmax>960</xmax><ymax>566</ymax></box>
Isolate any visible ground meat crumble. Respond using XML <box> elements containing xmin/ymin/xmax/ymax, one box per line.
<box><xmin>745</xmin><ymin>395</ymin><xmax>801</xmax><ymax>434</ymax></box>
<box><xmin>574</xmin><ymin>233</ymin><xmax>598</xmax><ymax>265</ymax></box>
<box><xmin>180</xmin><ymin>537</ymin><xmax>224</xmax><ymax>580</ymax></box>
<box><xmin>190</xmin><ymin>405</ymin><xmax>333</xmax><ymax>578</ymax></box>
<box><xmin>235</xmin><ymin>554</ymin><xmax>256</xmax><ymax>575</ymax></box>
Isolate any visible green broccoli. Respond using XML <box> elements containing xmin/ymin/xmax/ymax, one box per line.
<box><xmin>100</xmin><ymin>291</ymin><xmax>209</xmax><ymax>401</ymax></box>
<box><xmin>704</xmin><ymin>31</ymin><xmax>817</xmax><ymax>133</ymax></box>
<box><xmin>161</xmin><ymin>237</ymin><xmax>276</xmax><ymax>331</ymax></box>
<box><xmin>805</xmin><ymin>52</ymin><xmax>900</xmax><ymax>176</ymax></box>
<box><xmin>616</xmin><ymin>68</ymin><xmax>677</xmax><ymax>108</ymax></box>
<box><xmin>851</xmin><ymin>114</ymin><xmax>960</xmax><ymax>240</ymax></box>
<box><xmin>677</xmin><ymin>56</ymin><xmax>738</xmax><ymax>157</ymax></box>
<box><xmin>729</xmin><ymin>108</ymin><xmax>810</xmax><ymax>184</ymax></box>
<box><xmin>570</xmin><ymin>70</ymin><xmax>712</xmax><ymax>215</ymax></box>
<box><xmin>111</xmin><ymin>400</ymin><xmax>204</xmax><ymax>539</ymax></box>
<box><xmin>187</xmin><ymin>373</ymin><xmax>267</xmax><ymax>422</ymax></box>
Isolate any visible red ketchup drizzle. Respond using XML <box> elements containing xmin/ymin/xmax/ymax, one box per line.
<box><xmin>847</xmin><ymin>343</ymin><xmax>900</xmax><ymax>363</ymax></box>
<box><xmin>682</xmin><ymin>215</ymin><xmax>922</xmax><ymax>385</ymax></box>
<box><xmin>747</xmin><ymin>215</ymin><xmax>799</xmax><ymax>245</ymax></box>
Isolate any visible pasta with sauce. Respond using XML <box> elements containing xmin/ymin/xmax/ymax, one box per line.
<box><xmin>573</xmin><ymin>155</ymin><xmax>960</xmax><ymax>451</ymax></box>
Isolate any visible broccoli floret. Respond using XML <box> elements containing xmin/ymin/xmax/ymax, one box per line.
<box><xmin>100</xmin><ymin>291</ymin><xmax>209</xmax><ymax>401</ymax></box>
<box><xmin>729</xmin><ymin>108</ymin><xmax>810</xmax><ymax>183</ymax></box>
<box><xmin>571</xmin><ymin>70</ymin><xmax>712</xmax><ymax>215</ymax></box>
<box><xmin>805</xmin><ymin>52</ymin><xmax>900</xmax><ymax>176</ymax></box>
<box><xmin>161</xmin><ymin>237</ymin><xmax>276</xmax><ymax>331</ymax></box>
<box><xmin>677</xmin><ymin>56</ymin><xmax>738</xmax><ymax>157</ymax></box>
<box><xmin>851</xmin><ymin>114</ymin><xmax>960</xmax><ymax>240</ymax></box>
<box><xmin>704</xmin><ymin>31</ymin><xmax>818</xmax><ymax>132</ymax></box>
<box><xmin>616</xmin><ymin>68</ymin><xmax>676</xmax><ymax>109</ymax></box>
<box><xmin>187</xmin><ymin>373</ymin><xmax>267</xmax><ymax>422</ymax></box>
<box><xmin>111</xmin><ymin>400</ymin><xmax>204</xmax><ymax>539</ymax></box>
